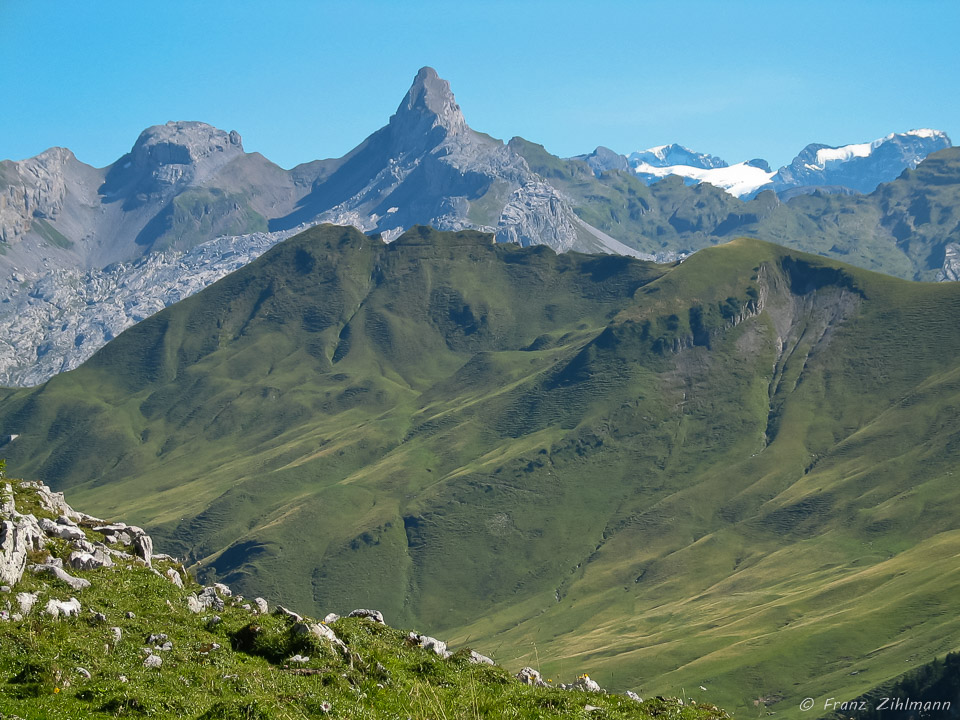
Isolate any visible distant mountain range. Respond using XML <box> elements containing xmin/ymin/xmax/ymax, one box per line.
<box><xmin>614</xmin><ymin>129</ymin><xmax>951</xmax><ymax>198</ymax></box>
<box><xmin>1</xmin><ymin>67</ymin><xmax>958</xmax><ymax>386</ymax></box>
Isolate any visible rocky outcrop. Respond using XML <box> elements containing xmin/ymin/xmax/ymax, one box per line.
<box><xmin>937</xmin><ymin>242</ymin><xmax>960</xmax><ymax>281</ymax></box>
<box><xmin>0</xmin><ymin>148</ymin><xmax>73</xmax><ymax>245</ymax></box>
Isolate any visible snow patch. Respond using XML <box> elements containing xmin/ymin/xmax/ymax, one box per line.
<box><xmin>634</xmin><ymin>161</ymin><xmax>774</xmax><ymax>198</ymax></box>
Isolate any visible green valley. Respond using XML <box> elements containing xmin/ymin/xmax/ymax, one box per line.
<box><xmin>2</xmin><ymin>224</ymin><xmax>959</xmax><ymax>717</ymax></box>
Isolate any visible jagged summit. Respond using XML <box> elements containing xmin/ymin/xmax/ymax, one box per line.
<box><xmin>387</xmin><ymin>66</ymin><xmax>469</xmax><ymax>142</ymax></box>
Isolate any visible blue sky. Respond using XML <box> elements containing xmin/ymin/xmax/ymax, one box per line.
<box><xmin>2</xmin><ymin>0</ymin><xmax>957</xmax><ymax>169</ymax></box>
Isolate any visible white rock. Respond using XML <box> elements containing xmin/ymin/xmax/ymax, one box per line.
<box><xmin>31</xmin><ymin>562</ymin><xmax>91</xmax><ymax>590</ymax></box>
<box><xmin>68</xmin><ymin>549</ymin><xmax>113</xmax><ymax>570</ymax></box>
<box><xmin>288</xmin><ymin>654</ymin><xmax>310</xmax><ymax>664</ymax></box>
<box><xmin>165</xmin><ymin>568</ymin><xmax>183</xmax><ymax>588</ymax></box>
<box><xmin>16</xmin><ymin>591</ymin><xmax>38</xmax><ymax>615</ymax></box>
<box><xmin>419</xmin><ymin>635</ymin><xmax>450</xmax><ymax>658</ymax></box>
<box><xmin>253</xmin><ymin>597</ymin><xmax>269</xmax><ymax>614</ymax></box>
<box><xmin>323</xmin><ymin>612</ymin><xmax>339</xmax><ymax>624</ymax></box>
<box><xmin>516</xmin><ymin>667</ymin><xmax>548</xmax><ymax>687</ymax></box>
<box><xmin>348</xmin><ymin>608</ymin><xmax>384</xmax><ymax>624</ymax></box>
<box><xmin>111</xmin><ymin>626</ymin><xmax>122</xmax><ymax>642</ymax></box>
<box><xmin>625</xmin><ymin>691</ymin><xmax>642</xmax><ymax>702</ymax></box>
<box><xmin>143</xmin><ymin>654</ymin><xmax>162</xmax><ymax>668</ymax></box>
<box><xmin>44</xmin><ymin>597</ymin><xmax>81</xmax><ymax>618</ymax></box>
<box><xmin>469</xmin><ymin>650</ymin><xmax>495</xmax><ymax>665</ymax></box>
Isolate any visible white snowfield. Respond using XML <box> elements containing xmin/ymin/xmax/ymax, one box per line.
<box><xmin>633</xmin><ymin>161</ymin><xmax>775</xmax><ymax>198</ymax></box>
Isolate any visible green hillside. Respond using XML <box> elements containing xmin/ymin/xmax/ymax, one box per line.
<box><xmin>2</xmin><ymin>224</ymin><xmax>960</xmax><ymax>717</ymax></box>
<box><xmin>1</xmin><ymin>479</ymin><xmax>711</xmax><ymax>719</ymax></box>
<box><xmin>509</xmin><ymin>140</ymin><xmax>960</xmax><ymax>281</ymax></box>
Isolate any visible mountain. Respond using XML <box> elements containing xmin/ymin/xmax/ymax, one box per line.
<box><xmin>628</xmin><ymin>143</ymin><xmax>728</xmax><ymax>170</ymax></box>
<box><xmin>620</xmin><ymin>130</ymin><xmax>951</xmax><ymax>199</ymax></box>
<box><xmin>0</xmin><ymin>478</ymin><xmax>690</xmax><ymax>718</ymax></box>
<box><xmin>0</xmin><ymin>69</ymin><xmax>957</xmax><ymax>389</ymax></box>
<box><xmin>3</xmin><ymin>225</ymin><xmax>960</xmax><ymax>717</ymax></box>
<box><xmin>774</xmin><ymin>129</ymin><xmax>952</xmax><ymax>194</ymax></box>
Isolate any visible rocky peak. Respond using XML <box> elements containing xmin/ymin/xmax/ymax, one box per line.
<box><xmin>129</xmin><ymin>121</ymin><xmax>244</xmax><ymax>166</ymax></box>
<box><xmin>386</xmin><ymin>67</ymin><xmax>468</xmax><ymax>147</ymax></box>
<box><xmin>102</xmin><ymin>121</ymin><xmax>245</xmax><ymax>199</ymax></box>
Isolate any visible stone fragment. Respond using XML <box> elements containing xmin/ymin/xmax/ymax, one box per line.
<box><xmin>143</xmin><ymin>654</ymin><xmax>162</xmax><ymax>668</ymax></box>
<box><xmin>253</xmin><ymin>597</ymin><xmax>268</xmax><ymax>614</ymax></box>
<box><xmin>165</xmin><ymin>568</ymin><xmax>183</xmax><ymax>588</ymax></box>
<box><xmin>68</xmin><ymin>549</ymin><xmax>113</xmax><ymax>570</ymax></box>
<box><xmin>16</xmin><ymin>592</ymin><xmax>37</xmax><ymax>615</ymax></box>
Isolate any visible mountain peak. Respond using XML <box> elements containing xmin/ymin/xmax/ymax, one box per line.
<box><xmin>388</xmin><ymin>67</ymin><xmax>468</xmax><ymax>140</ymax></box>
<box><xmin>130</xmin><ymin>121</ymin><xmax>244</xmax><ymax>166</ymax></box>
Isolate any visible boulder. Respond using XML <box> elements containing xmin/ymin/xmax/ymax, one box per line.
<box><xmin>16</xmin><ymin>591</ymin><xmax>38</xmax><ymax>615</ymax></box>
<box><xmin>44</xmin><ymin>597</ymin><xmax>81</xmax><ymax>618</ymax></box>
<box><xmin>419</xmin><ymin>635</ymin><xmax>450</xmax><ymax>658</ymax></box>
<box><xmin>348</xmin><ymin>608</ymin><xmax>385</xmax><ymax>624</ymax></box>
<box><xmin>0</xmin><ymin>515</ymin><xmax>44</xmax><ymax>586</ymax></box>
<box><xmin>253</xmin><ymin>597</ymin><xmax>268</xmax><ymax>614</ymax></box>
<box><xmin>293</xmin><ymin>621</ymin><xmax>347</xmax><ymax>650</ymax></box>
<box><xmin>516</xmin><ymin>667</ymin><xmax>548</xmax><ymax>687</ymax></box>
<box><xmin>143</xmin><ymin>654</ymin><xmax>162</xmax><ymax>668</ymax></box>
<box><xmin>132</xmin><ymin>533</ymin><xmax>153</xmax><ymax>566</ymax></box>
<box><xmin>165</xmin><ymin>568</ymin><xmax>183</xmax><ymax>588</ymax></box>
<box><xmin>39</xmin><ymin>517</ymin><xmax>85</xmax><ymax>542</ymax></box>
<box><xmin>323</xmin><ymin>612</ymin><xmax>340</xmax><ymax>624</ymax></box>
<box><xmin>469</xmin><ymin>650</ymin><xmax>495</xmax><ymax>665</ymax></box>
<box><xmin>274</xmin><ymin>605</ymin><xmax>303</xmax><ymax>622</ymax></box>
<box><xmin>68</xmin><ymin>549</ymin><xmax>113</xmax><ymax>570</ymax></box>
<box><xmin>625</xmin><ymin>691</ymin><xmax>642</xmax><ymax>702</ymax></box>
<box><xmin>31</xmin><ymin>562</ymin><xmax>91</xmax><ymax>590</ymax></box>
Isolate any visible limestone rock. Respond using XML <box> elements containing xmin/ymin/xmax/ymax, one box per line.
<box><xmin>132</xmin><ymin>533</ymin><xmax>153</xmax><ymax>566</ymax></box>
<box><xmin>516</xmin><ymin>667</ymin><xmax>548</xmax><ymax>687</ymax></box>
<box><xmin>38</xmin><ymin>516</ymin><xmax>85</xmax><ymax>541</ymax></box>
<box><xmin>469</xmin><ymin>650</ymin><xmax>495</xmax><ymax>665</ymax></box>
<box><xmin>419</xmin><ymin>635</ymin><xmax>450</xmax><ymax>658</ymax></box>
<box><xmin>294</xmin><ymin>621</ymin><xmax>347</xmax><ymax>650</ymax></box>
<box><xmin>275</xmin><ymin>605</ymin><xmax>303</xmax><ymax>622</ymax></box>
<box><xmin>253</xmin><ymin>597</ymin><xmax>268</xmax><ymax>614</ymax></box>
<box><xmin>0</xmin><ymin>514</ymin><xmax>44</xmax><ymax>586</ymax></box>
<box><xmin>348</xmin><ymin>608</ymin><xmax>385</xmax><ymax>624</ymax></box>
<box><xmin>625</xmin><ymin>690</ymin><xmax>642</xmax><ymax>702</ymax></box>
<box><xmin>44</xmin><ymin>596</ymin><xmax>81</xmax><ymax>618</ymax></box>
<box><xmin>68</xmin><ymin>549</ymin><xmax>113</xmax><ymax>570</ymax></box>
<box><xmin>31</xmin><ymin>562</ymin><xmax>91</xmax><ymax>590</ymax></box>
<box><xmin>143</xmin><ymin>653</ymin><xmax>162</xmax><ymax>669</ymax></box>
<box><xmin>323</xmin><ymin>612</ymin><xmax>339</xmax><ymax>624</ymax></box>
<box><xmin>165</xmin><ymin>568</ymin><xmax>183</xmax><ymax>588</ymax></box>
<box><xmin>16</xmin><ymin>591</ymin><xmax>37</xmax><ymax>615</ymax></box>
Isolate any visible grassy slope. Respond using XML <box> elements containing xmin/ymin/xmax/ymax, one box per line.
<box><xmin>1</xmin><ymin>481</ymin><xmax>724</xmax><ymax>720</ymax></box>
<box><xmin>2</xmin><ymin>226</ymin><xmax>960</xmax><ymax>718</ymax></box>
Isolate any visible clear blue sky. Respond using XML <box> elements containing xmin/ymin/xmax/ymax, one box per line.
<box><xmin>1</xmin><ymin>0</ymin><xmax>957</xmax><ymax>170</ymax></box>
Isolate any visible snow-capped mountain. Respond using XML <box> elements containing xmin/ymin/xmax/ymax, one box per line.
<box><xmin>773</xmin><ymin>129</ymin><xmax>952</xmax><ymax>193</ymax></box>
<box><xmin>620</xmin><ymin>130</ymin><xmax>951</xmax><ymax>198</ymax></box>
<box><xmin>628</xmin><ymin>143</ymin><xmax>727</xmax><ymax>170</ymax></box>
